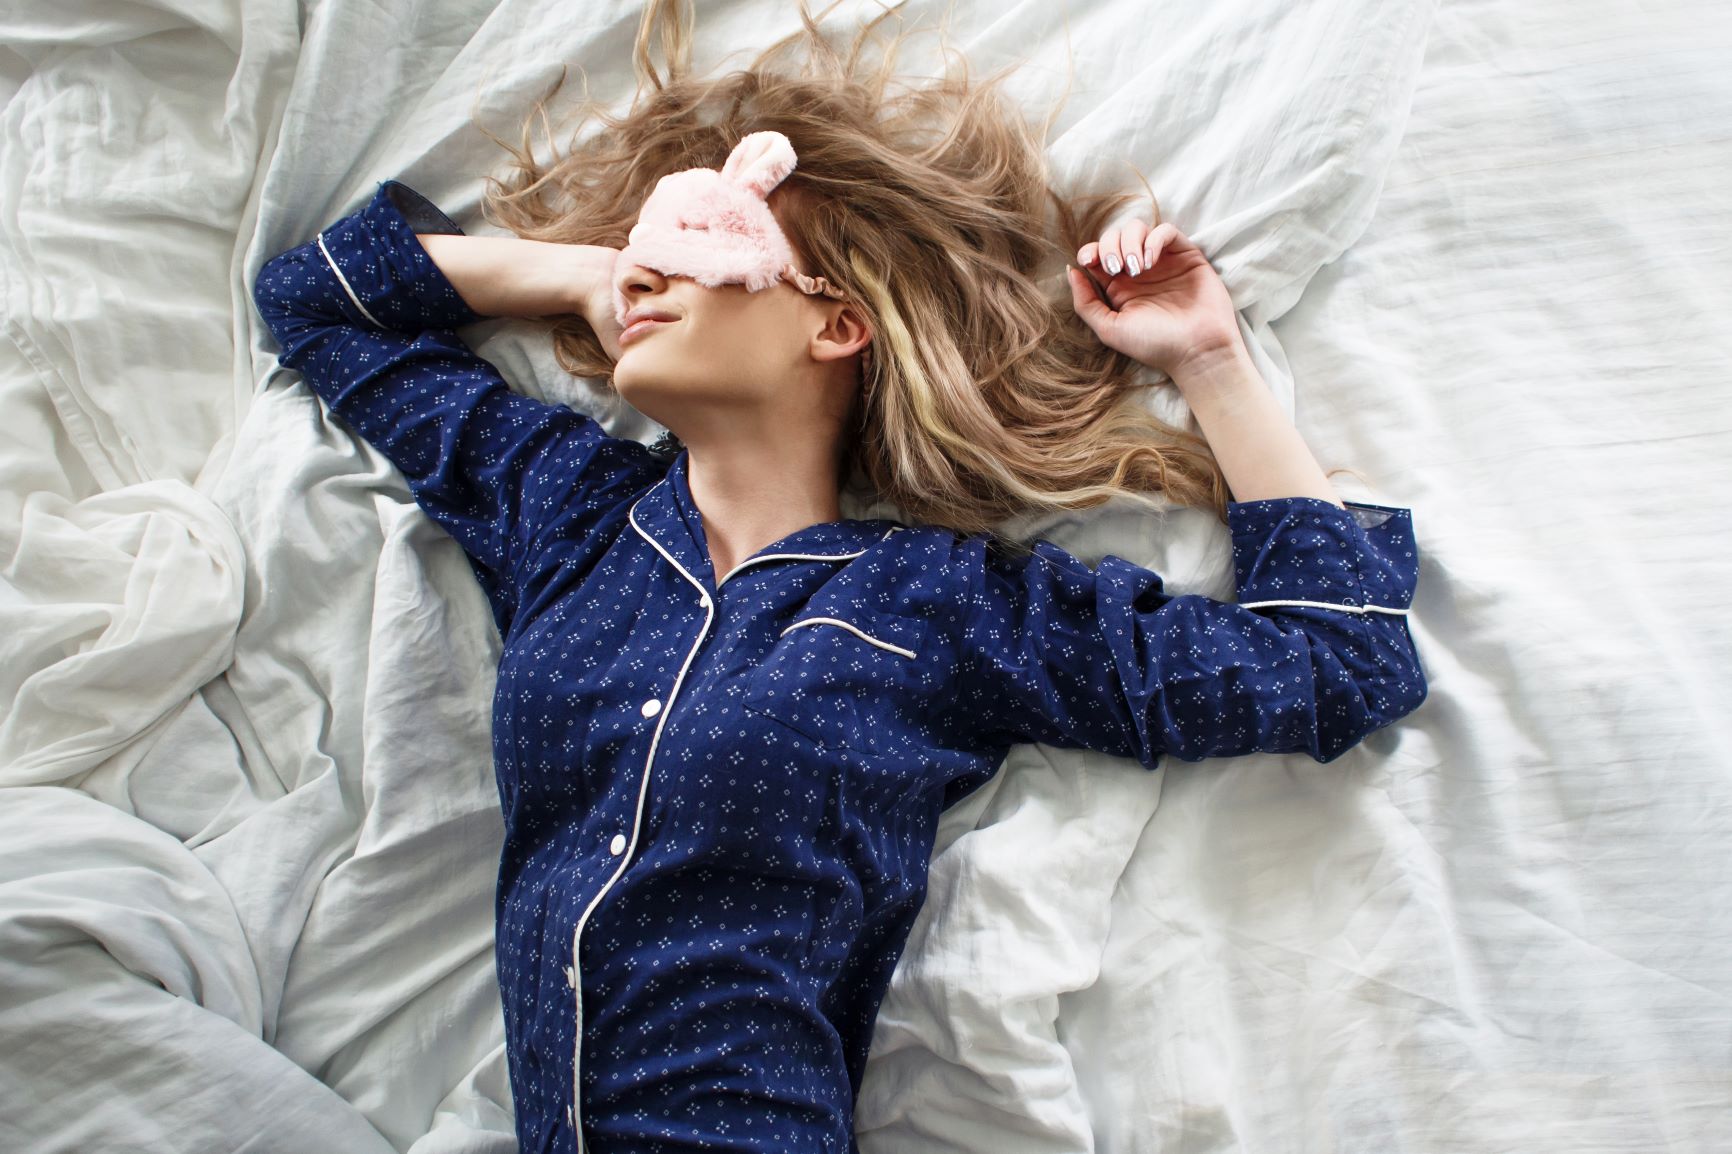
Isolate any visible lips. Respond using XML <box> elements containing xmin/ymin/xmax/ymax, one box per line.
<box><xmin>620</xmin><ymin>315</ymin><xmax>677</xmax><ymax>346</ymax></box>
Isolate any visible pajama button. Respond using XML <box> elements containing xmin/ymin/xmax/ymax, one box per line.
<box><xmin>641</xmin><ymin>698</ymin><xmax>662</xmax><ymax>718</ymax></box>
<box><xmin>610</xmin><ymin>833</ymin><xmax>627</xmax><ymax>855</ymax></box>
<box><xmin>564</xmin><ymin>965</ymin><xmax>576</xmax><ymax>988</ymax></box>
<box><xmin>567</xmin><ymin>1105</ymin><xmax>575</xmax><ymax>1125</ymax></box>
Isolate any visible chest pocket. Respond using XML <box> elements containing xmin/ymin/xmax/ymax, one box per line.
<box><xmin>739</xmin><ymin>606</ymin><xmax>932</xmax><ymax>756</ymax></box>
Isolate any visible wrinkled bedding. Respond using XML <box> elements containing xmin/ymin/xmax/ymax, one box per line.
<box><xmin>4</xmin><ymin>0</ymin><xmax>1729</xmax><ymax>1150</ymax></box>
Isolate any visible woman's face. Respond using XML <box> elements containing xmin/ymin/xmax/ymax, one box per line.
<box><xmin>611</xmin><ymin>263</ymin><xmax>823</xmax><ymax>409</ymax></box>
<box><xmin>608</xmin><ymin>207</ymin><xmax>868</xmax><ymax>441</ymax></box>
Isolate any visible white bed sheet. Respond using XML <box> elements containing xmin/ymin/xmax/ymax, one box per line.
<box><xmin>3</xmin><ymin>0</ymin><xmax>1728</xmax><ymax>1150</ymax></box>
<box><xmin>1026</xmin><ymin>4</ymin><xmax>1732</xmax><ymax>1151</ymax></box>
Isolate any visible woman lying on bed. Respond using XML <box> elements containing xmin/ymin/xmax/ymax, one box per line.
<box><xmin>252</xmin><ymin>2</ymin><xmax>1427</xmax><ymax>1150</ymax></box>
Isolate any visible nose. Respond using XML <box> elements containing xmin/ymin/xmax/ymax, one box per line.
<box><xmin>614</xmin><ymin>259</ymin><xmax>667</xmax><ymax>303</ymax></box>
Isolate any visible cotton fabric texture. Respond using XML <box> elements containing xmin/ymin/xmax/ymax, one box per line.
<box><xmin>252</xmin><ymin>180</ymin><xmax>1428</xmax><ymax>1154</ymax></box>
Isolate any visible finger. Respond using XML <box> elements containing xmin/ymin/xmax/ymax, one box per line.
<box><xmin>1066</xmin><ymin>265</ymin><xmax>1114</xmax><ymax>331</ymax></box>
<box><xmin>1097</xmin><ymin>227</ymin><xmax>1126</xmax><ymax>277</ymax></box>
<box><xmin>1076</xmin><ymin>240</ymin><xmax>1099</xmax><ymax>268</ymax></box>
<box><xmin>1119</xmin><ymin>219</ymin><xmax>1150</xmax><ymax>277</ymax></box>
<box><xmin>1075</xmin><ymin>259</ymin><xmax>1115</xmax><ymax>304</ymax></box>
<box><xmin>1143</xmin><ymin>220</ymin><xmax>1170</xmax><ymax>266</ymax></box>
<box><xmin>1144</xmin><ymin>222</ymin><xmax>1186</xmax><ymax>269</ymax></box>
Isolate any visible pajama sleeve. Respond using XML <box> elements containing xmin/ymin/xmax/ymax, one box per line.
<box><xmin>251</xmin><ymin>179</ymin><xmax>649</xmax><ymax>634</ymax></box>
<box><xmin>952</xmin><ymin>497</ymin><xmax>1428</xmax><ymax>767</ymax></box>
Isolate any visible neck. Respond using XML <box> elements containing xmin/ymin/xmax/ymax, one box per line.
<box><xmin>682</xmin><ymin>437</ymin><xmax>843</xmax><ymax>578</ymax></box>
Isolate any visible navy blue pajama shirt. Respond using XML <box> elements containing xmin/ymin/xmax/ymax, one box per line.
<box><xmin>253</xmin><ymin>180</ymin><xmax>1428</xmax><ymax>1154</ymax></box>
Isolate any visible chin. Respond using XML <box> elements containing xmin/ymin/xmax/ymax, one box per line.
<box><xmin>611</xmin><ymin>357</ymin><xmax>680</xmax><ymax>419</ymax></box>
<box><xmin>611</xmin><ymin>355</ymin><xmax>653</xmax><ymax>396</ymax></box>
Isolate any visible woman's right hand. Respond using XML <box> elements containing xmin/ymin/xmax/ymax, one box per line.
<box><xmin>570</xmin><ymin>244</ymin><xmax>625</xmax><ymax>362</ymax></box>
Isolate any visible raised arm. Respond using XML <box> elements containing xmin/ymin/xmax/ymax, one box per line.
<box><xmin>413</xmin><ymin>232</ymin><xmax>625</xmax><ymax>358</ymax></box>
<box><xmin>1070</xmin><ymin>219</ymin><xmax>1344</xmax><ymax>507</ymax></box>
<box><xmin>1169</xmin><ymin>340</ymin><xmax>1344</xmax><ymax>505</ymax></box>
<box><xmin>947</xmin><ymin>496</ymin><xmax>1426</xmax><ymax>768</ymax></box>
<box><xmin>252</xmin><ymin>181</ymin><xmax>653</xmax><ymax>635</ymax></box>
<box><xmin>934</xmin><ymin>218</ymin><xmax>1429</xmax><ymax>767</ymax></box>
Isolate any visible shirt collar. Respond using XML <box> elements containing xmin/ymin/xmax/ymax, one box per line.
<box><xmin>629</xmin><ymin>449</ymin><xmax>902</xmax><ymax>593</ymax></box>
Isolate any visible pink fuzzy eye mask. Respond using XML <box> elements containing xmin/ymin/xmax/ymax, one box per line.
<box><xmin>610</xmin><ymin>130</ymin><xmax>853</xmax><ymax>327</ymax></box>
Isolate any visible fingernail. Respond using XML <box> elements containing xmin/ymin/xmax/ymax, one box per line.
<box><xmin>1126</xmin><ymin>255</ymin><xmax>1141</xmax><ymax>277</ymax></box>
<box><xmin>1104</xmin><ymin>254</ymin><xmax>1122</xmax><ymax>275</ymax></box>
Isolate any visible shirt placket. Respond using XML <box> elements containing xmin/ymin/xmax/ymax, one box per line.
<box><xmin>565</xmin><ymin>566</ymin><xmax>714</xmax><ymax>1152</ymax></box>
<box><xmin>563</xmin><ymin>475</ymin><xmax>901</xmax><ymax>1149</ymax></box>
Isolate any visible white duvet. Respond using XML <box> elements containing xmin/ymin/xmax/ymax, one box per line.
<box><xmin>4</xmin><ymin>0</ymin><xmax>1730</xmax><ymax>1150</ymax></box>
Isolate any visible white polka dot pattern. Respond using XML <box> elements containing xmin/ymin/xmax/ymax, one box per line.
<box><xmin>945</xmin><ymin>499</ymin><xmax>1428</xmax><ymax>766</ymax></box>
<box><xmin>252</xmin><ymin>180</ymin><xmax>1430</xmax><ymax>1154</ymax></box>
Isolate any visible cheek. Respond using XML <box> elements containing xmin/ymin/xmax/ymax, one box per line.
<box><xmin>721</xmin><ymin>307</ymin><xmax>805</xmax><ymax>368</ymax></box>
<box><xmin>688</xmin><ymin>311</ymin><xmax>773</xmax><ymax>366</ymax></box>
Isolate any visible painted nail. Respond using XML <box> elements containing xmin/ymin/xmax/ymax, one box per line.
<box><xmin>1104</xmin><ymin>253</ymin><xmax>1122</xmax><ymax>275</ymax></box>
<box><xmin>1126</xmin><ymin>254</ymin><xmax>1142</xmax><ymax>276</ymax></box>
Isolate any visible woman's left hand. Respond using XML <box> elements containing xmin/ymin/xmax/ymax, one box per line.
<box><xmin>1067</xmin><ymin>220</ymin><xmax>1243</xmax><ymax>378</ymax></box>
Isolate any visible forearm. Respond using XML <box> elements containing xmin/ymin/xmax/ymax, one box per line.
<box><xmin>1169</xmin><ymin>343</ymin><xmax>1344</xmax><ymax>507</ymax></box>
<box><xmin>414</xmin><ymin>234</ymin><xmax>590</xmax><ymax>320</ymax></box>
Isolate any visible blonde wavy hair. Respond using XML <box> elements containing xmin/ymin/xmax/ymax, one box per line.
<box><xmin>478</xmin><ymin>0</ymin><xmax>1232</xmax><ymax>548</ymax></box>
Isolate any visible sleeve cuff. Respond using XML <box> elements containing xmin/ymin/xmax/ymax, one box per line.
<box><xmin>314</xmin><ymin>179</ymin><xmax>487</xmax><ymax>332</ymax></box>
<box><xmin>1225</xmin><ymin>496</ymin><xmax>1419</xmax><ymax>613</ymax></box>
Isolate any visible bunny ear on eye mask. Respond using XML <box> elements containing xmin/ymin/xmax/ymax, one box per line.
<box><xmin>611</xmin><ymin>130</ymin><xmax>854</xmax><ymax>328</ymax></box>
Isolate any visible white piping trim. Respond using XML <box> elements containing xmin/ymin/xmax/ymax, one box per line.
<box><xmin>558</xmin><ymin>508</ymin><xmax>904</xmax><ymax>1143</ymax></box>
<box><xmin>719</xmin><ymin>547</ymin><xmax>867</xmax><ymax>587</ymax></box>
<box><xmin>567</xmin><ymin>493</ymin><xmax>899</xmax><ymax>1146</ymax></box>
<box><xmin>1239</xmin><ymin>598</ymin><xmax>1410</xmax><ymax>616</ymax></box>
<box><xmin>316</xmin><ymin>231</ymin><xmax>386</xmax><ymax>329</ymax></box>
<box><xmin>779</xmin><ymin>616</ymin><xmax>918</xmax><ymax>658</ymax></box>
<box><xmin>565</xmin><ymin>487</ymin><xmax>716</xmax><ymax>1153</ymax></box>
<box><xmin>715</xmin><ymin>525</ymin><xmax>902</xmax><ymax>588</ymax></box>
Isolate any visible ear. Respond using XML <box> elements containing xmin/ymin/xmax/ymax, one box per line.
<box><xmin>808</xmin><ymin>302</ymin><xmax>873</xmax><ymax>367</ymax></box>
<box><xmin>721</xmin><ymin>131</ymin><xmax>798</xmax><ymax>199</ymax></box>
